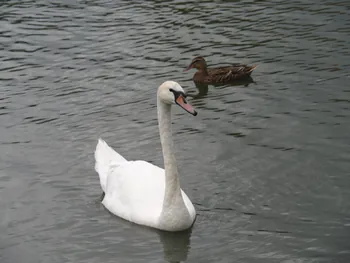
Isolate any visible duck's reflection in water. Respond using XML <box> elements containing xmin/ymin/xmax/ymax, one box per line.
<box><xmin>188</xmin><ymin>76</ymin><xmax>256</xmax><ymax>100</ymax></box>
<box><xmin>189</xmin><ymin>83</ymin><xmax>209</xmax><ymax>99</ymax></box>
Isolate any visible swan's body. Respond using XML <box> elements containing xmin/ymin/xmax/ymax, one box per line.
<box><xmin>95</xmin><ymin>81</ymin><xmax>198</xmax><ymax>232</ymax></box>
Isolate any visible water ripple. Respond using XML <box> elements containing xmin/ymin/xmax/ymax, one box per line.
<box><xmin>1</xmin><ymin>0</ymin><xmax>350</xmax><ymax>263</ymax></box>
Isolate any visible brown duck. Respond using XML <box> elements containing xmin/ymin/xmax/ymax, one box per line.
<box><xmin>184</xmin><ymin>56</ymin><xmax>257</xmax><ymax>84</ymax></box>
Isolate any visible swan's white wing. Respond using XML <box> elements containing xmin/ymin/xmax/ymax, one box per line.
<box><xmin>94</xmin><ymin>138</ymin><xmax>196</xmax><ymax>229</ymax></box>
<box><xmin>102</xmin><ymin>160</ymin><xmax>166</xmax><ymax>228</ymax></box>
<box><xmin>95</xmin><ymin>138</ymin><xmax>127</xmax><ymax>193</ymax></box>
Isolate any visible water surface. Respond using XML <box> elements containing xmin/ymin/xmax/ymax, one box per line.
<box><xmin>1</xmin><ymin>0</ymin><xmax>350</xmax><ymax>262</ymax></box>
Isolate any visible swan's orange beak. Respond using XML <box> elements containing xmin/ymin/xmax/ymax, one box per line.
<box><xmin>176</xmin><ymin>95</ymin><xmax>197</xmax><ymax>116</ymax></box>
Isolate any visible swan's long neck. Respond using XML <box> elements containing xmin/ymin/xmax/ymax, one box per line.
<box><xmin>157</xmin><ymin>97</ymin><xmax>181</xmax><ymax>208</ymax></box>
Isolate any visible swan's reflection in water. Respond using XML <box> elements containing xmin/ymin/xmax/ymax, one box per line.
<box><xmin>100</xmin><ymin>201</ymin><xmax>192</xmax><ymax>263</ymax></box>
<box><xmin>157</xmin><ymin>228</ymin><xmax>192</xmax><ymax>263</ymax></box>
<box><xmin>127</xmin><ymin>222</ymin><xmax>192</xmax><ymax>263</ymax></box>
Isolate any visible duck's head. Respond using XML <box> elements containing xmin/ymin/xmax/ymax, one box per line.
<box><xmin>184</xmin><ymin>56</ymin><xmax>207</xmax><ymax>71</ymax></box>
<box><xmin>158</xmin><ymin>81</ymin><xmax>197</xmax><ymax>116</ymax></box>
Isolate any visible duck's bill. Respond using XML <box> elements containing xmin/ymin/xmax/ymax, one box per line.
<box><xmin>176</xmin><ymin>95</ymin><xmax>197</xmax><ymax>116</ymax></box>
<box><xmin>183</xmin><ymin>64</ymin><xmax>192</xmax><ymax>72</ymax></box>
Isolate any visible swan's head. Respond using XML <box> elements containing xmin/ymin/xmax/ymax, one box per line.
<box><xmin>158</xmin><ymin>81</ymin><xmax>197</xmax><ymax>116</ymax></box>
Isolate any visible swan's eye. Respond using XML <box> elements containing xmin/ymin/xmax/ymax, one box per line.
<box><xmin>169</xmin><ymin>88</ymin><xmax>174</xmax><ymax>93</ymax></box>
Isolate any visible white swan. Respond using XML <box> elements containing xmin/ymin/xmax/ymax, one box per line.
<box><xmin>95</xmin><ymin>81</ymin><xmax>198</xmax><ymax>232</ymax></box>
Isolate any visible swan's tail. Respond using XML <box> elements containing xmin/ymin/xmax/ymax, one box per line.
<box><xmin>94</xmin><ymin>138</ymin><xmax>127</xmax><ymax>192</ymax></box>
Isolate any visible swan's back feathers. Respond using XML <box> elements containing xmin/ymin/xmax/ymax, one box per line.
<box><xmin>95</xmin><ymin>138</ymin><xmax>127</xmax><ymax>192</ymax></box>
<box><xmin>101</xmin><ymin>159</ymin><xmax>195</xmax><ymax>230</ymax></box>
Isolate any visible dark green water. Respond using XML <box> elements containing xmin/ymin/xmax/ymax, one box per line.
<box><xmin>1</xmin><ymin>1</ymin><xmax>350</xmax><ymax>262</ymax></box>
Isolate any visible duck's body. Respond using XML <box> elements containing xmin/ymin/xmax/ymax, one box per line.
<box><xmin>95</xmin><ymin>81</ymin><xmax>198</xmax><ymax>232</ymax></box>
<box><xmin>185</xmin><ymin>56</ymin><xmax>257</xmax><ymax>84</ymax></box>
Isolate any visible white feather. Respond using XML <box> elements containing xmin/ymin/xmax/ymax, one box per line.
<box><xmin>94</xmin><ymin>81</ymin><xmax>197</xmax><ymax>232</ymax></box>
<box><xmin>94</xmin><ymin>138</ymin><xmax>127</xmax><ymax>193</ymax></box>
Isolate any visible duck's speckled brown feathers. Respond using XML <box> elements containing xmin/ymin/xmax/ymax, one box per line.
<box><xmin>185</xmin><ymin>56</ymin><xmax>257</xmax><ymax>84</ymax></box>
